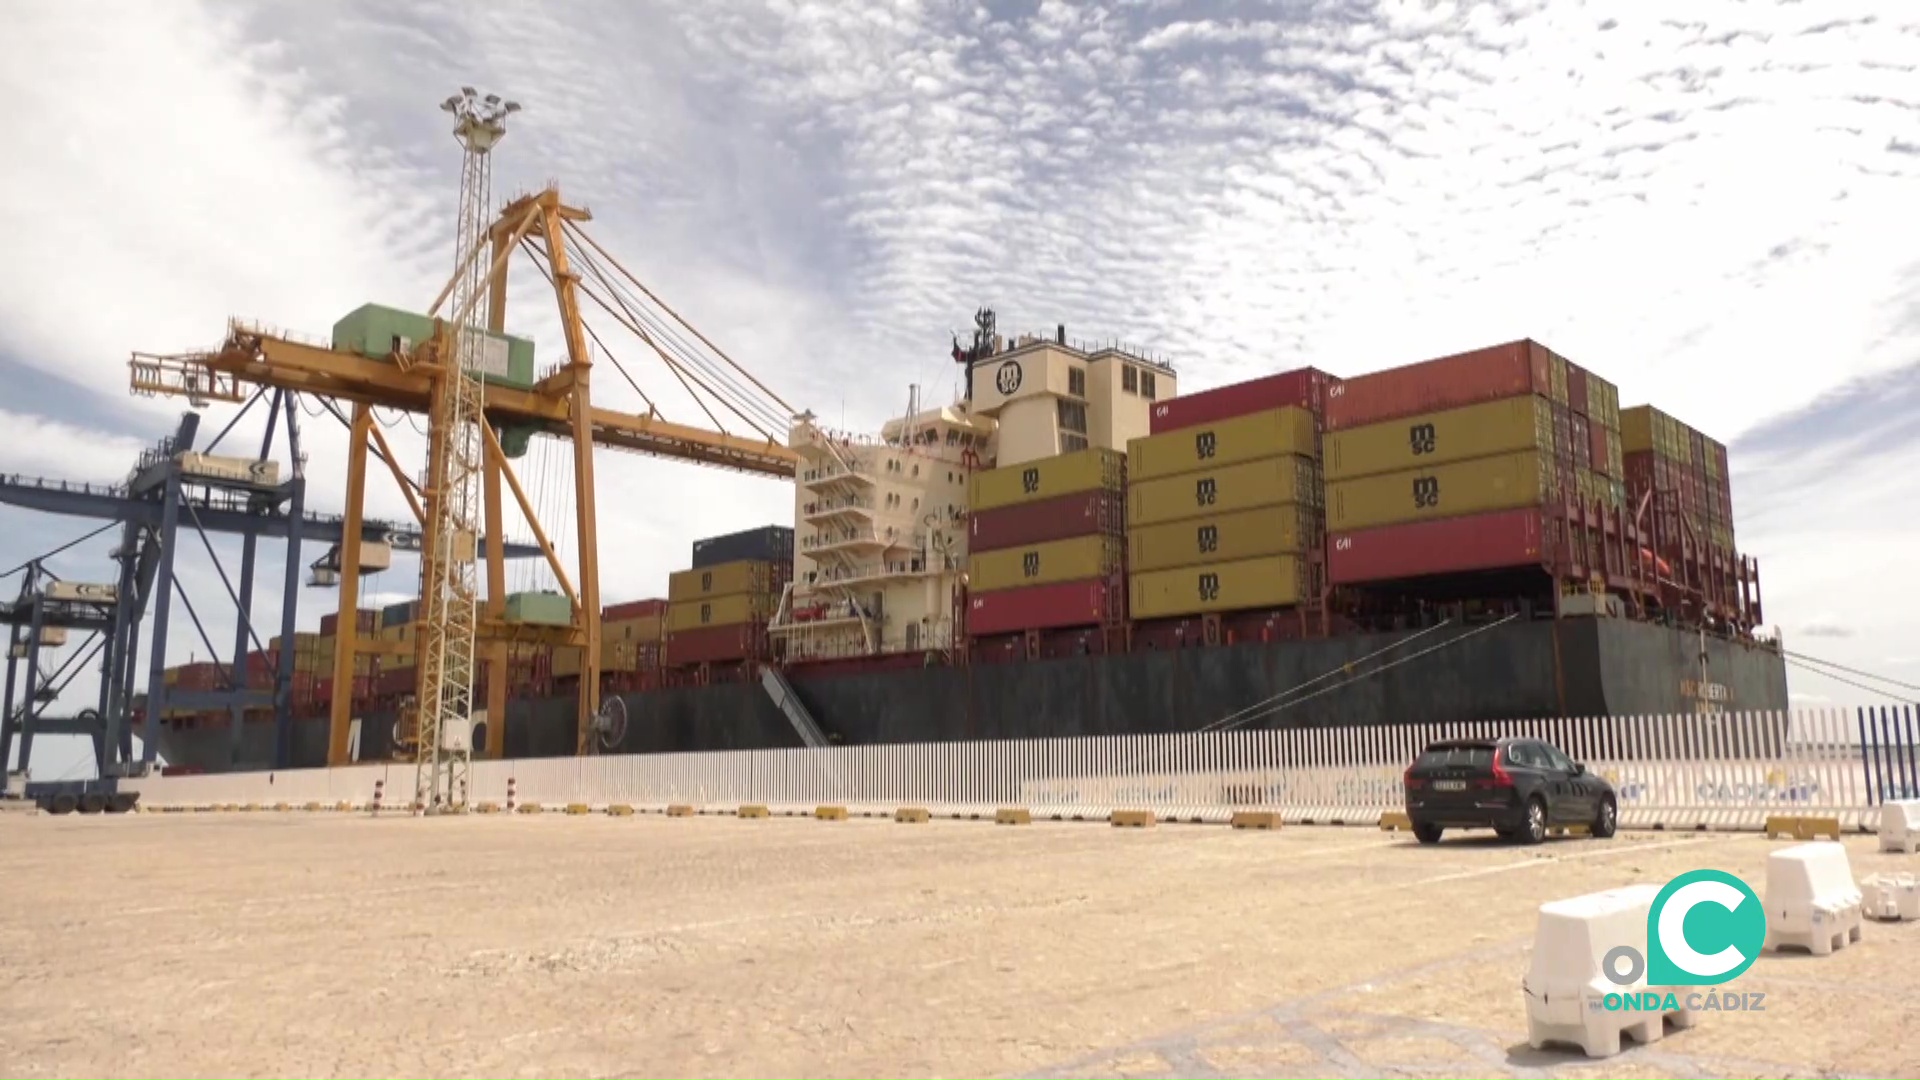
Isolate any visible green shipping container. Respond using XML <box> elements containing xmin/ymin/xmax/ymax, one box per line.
<box><xmin>504</xmin><ymin>591</ymin><xmax>573</xmax><ymax>626</ymax></box>
<box><xmin>331</xmin><ymin>303</ymin><xmax>537</xmax><ymax>390</ymax></box>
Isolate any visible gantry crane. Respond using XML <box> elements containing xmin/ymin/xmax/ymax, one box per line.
<box><xmin>128</xmin><ymin>90</ymin><xmax>802</xmax><ymax>806</ymax></box>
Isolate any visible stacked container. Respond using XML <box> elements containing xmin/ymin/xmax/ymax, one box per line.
<box><xmin>573</xmin><ymin>598</ymin><xmax>668</xmax><ymax>676</ymax></box>
<box><xmin>692</xmin><ymin>525</ymin><xmax>795</xmax><ymax>569</ymax></box>
<box><xmin>1322</xmin><ymin>340</ymin><xmax>1624</xmax><ymax>586</ymax></box>
<box><xmin>665</xmin><ymin>552</ymin><xmax>788</xmax><ymax>666</ymax></box>
<box><xmin>1125</xmin><ymin>374</ymin><xmax>1325</xmax><ymax>621</ymax></box>
<box><xmin>1620</xmin><ymin>406</ymin><xmax>1734</xmax><ymax>556</ymax></box>
<box><xmin>964</xmin><ymin>448</ymin><xmax>1127</xmax><ymax>637</ymax></box>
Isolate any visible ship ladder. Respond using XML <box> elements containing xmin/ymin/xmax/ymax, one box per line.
<box><xmin>759</xmin><ymin>664</ymin><xmax>830</xmax><ymax>750</ymax></box>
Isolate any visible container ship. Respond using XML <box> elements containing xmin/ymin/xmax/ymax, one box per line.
<box><xmin>149</xmin><ymin>318</ymin><xmax>1787</xmax><ymax>773</ymax></box>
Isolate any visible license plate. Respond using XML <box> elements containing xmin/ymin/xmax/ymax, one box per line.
<box><xmin>1433</xmin><ymin>780</ymin><xmax>1467</xmax><ymax>792</ymax></box>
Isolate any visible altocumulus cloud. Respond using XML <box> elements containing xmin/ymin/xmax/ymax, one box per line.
<box><xmin>4</xmin><ymin>0</ymin><xmax>1920</xmax><ymax>779</ymax></box>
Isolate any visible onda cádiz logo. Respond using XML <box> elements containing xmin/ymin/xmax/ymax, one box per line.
<box><xmin>1599</xmin><ymin>869</ymin><xmax>1769</xmax><ymax>1014</ymax></box>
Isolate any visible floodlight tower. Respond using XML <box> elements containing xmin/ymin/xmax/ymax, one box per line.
<box><xmin>415</xmin><ymin>87</ymin><xmax>520</xmax><ymax>815</ymax></box>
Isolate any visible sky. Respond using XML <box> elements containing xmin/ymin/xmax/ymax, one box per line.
<box><xmin>5</xmin><ymin>0</ymin><xmax>1919</xmax><ymax>776</ymax></box>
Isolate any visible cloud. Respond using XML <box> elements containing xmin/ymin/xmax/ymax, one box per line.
<box><xmin>5</xmin><ymin>0</ymin><xmax>1920</xmax><ymax>732</ymax></box>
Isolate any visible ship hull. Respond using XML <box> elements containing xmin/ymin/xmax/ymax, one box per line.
<box><xmin>155</xmin><ymin>616</ymin><xmax>1789</xmax><ymax>772</ymax></box>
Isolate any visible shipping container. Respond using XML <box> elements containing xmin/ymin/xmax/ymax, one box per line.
<box><xmin>1128</xmin><ymin>554</ymin><xmax>1309</xmax><ymax>620</ymax></box>
<box><xmin>1327</xmin><ymin>448</ymin><xmax>1554</xmax><ymax>532</ymax></box>
<box><xmin>504</xmin><ymin>591</ymin><xmax>572</xmax><ymax>626</ymax></box>
<box><xmin>665</xmin><ymin>623</ymin><xmax>767</xmax><ymax>666</ymax></box>
<box><xmin>968</xmin><ymin>535</ymin><xmax>1125</xmax><ymax>594</ymax></box>
<box><xmin>318</xmin><ymin>609</ymin><xmax>380</xmax><ymax>637</ymax></box>
<box><xmin>599</xmin><ymin>640</ymin><xmax>663</xmax><ymax>673</ymax></box>
<box><xmin>668</xmin><ymin>559</ymin><xmax>788</xmax><ymax>602</ymax></box>
<box><xmin>1570</xmin><ymin>413</ymin><xmax>1593</xmax><ymax>469</ymax></box>
<box><xmin>1327</xmin><ymin>507</ymin><xmax>1550</xmax><ymax>585</ymax></box>
<box><xmin>1128</xmin><ymin>405</ymin><xmax>1318</xmax><ymax>482</ymax></box>
<box><xmin>1547</xmin><ymin>351</ymin><xmax>1569</xmax><ymax>405</ymax></box>
<box><xmin>1149</xmin><ymin>367</ymin><xmax>1332</xmax><ymax>434</ymax></box>
<box><xmin>602</xmin><ymin>598</ymin><xmax>669</xmax><ymax>622</ymax></box>
<box><xmin>968</xmin><ymin>489</ymin><xmax>1124</xmax><ymax>553</ymax></box>
<box><xmin>381</xmin><ymin>599</ymin><xmax>418</xmax><ymax>627</ymax></box>
<box><xmin>964</xmin><ymin>578</ymin><xmax>1115</xmax><ymax>637</ymax></box>
<box><xmin>1127</xmin><ymin>503</ymin><xmax>1320</xmax><ymax>574</ymax></box>
<box><xmin>691</xmin><ymin>525</ymin><xmax>795</xmax><ymax>570</ymax></box>
<box><xmin>969</xmin><ymin>448</ymin><xmax>1127</xmax><ymax>513</ymax></box>
<box><xmin>605</xmin><ymin>611</ymin><xmax>667</xmax><ymax>644</ymax></box>
<box><xmin>1322</xmin><ymin>395</ymin><xmax>1551</xmax><ymax>482</ymax></box>
<box><xmin>666</xmin><ymin>592</ymin><xmax>778</xmax><ymax>632</ymax></box>
<box><xmin>1128</xmin><ymin>454</ymin><xmax>1320</xmax><ymax>528</ymax></box>
<box><xmin>1324</xmin><ymin>340</ymin><xmax>1560</xmax><ymax>432</ymax></box>
<box><xmin>1568</xmin><ymin>365</ymin><xmax>1589</xmax><ymax>416</ymax></box>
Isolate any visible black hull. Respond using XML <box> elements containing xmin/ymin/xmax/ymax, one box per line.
<box><xmin>158</xmin><ymin>616</ymin><xmax>1789</xmax><ymax>771</ymax></box>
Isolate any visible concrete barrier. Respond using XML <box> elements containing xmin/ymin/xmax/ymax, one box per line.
<box><xmin>1861</xmin><ymin>873</ymin><xmax>1919</xmax><ymax>921</ymax></box>
<box><xmin>1110</xmin><ymin>809</ymin><xmax>1155</xmax><ymax>828</ymax></box>
<box><xmin>1880</xmin><ymin>800</ymin><xmax>1920</xmax><ymax>854</ymax></box>
<box><xmin>1764</xmin><ymin>843</ymin><xmax>1864</xmax><ymax>955</ymax></box>
<box><xmin>1523</xmin><ymin>884</ymin><xmax>1697</xmax><ymax>1058</ymax></box>
<box><xmin>995</xmin><ymin>808</ymin><xmax>1032</xmax><ymax>826</ymax></box>
<box><xmin>665</xmin><ymin>804</ymin><xmax>696</xmax><ymax>817</ymax></box>
<box><xmin>1230</xmin><ymin>810</ymin><xmax>1281</xmax><ymax>830</ymax></box>
<box><xmin>815</xmin><ymin>805</ymin><xmax>849</xmax><ymax>821</ymax></box>
<box><xmin>607</xmin><ymin>804</ymin><xmax>636</xmax><ymax>817</ymax></box>
<box><xmin>515</xmin><ymin>802</ymin><xmax>543</xmax><ymax>815</ymax></box>
<box><xmin>1379</xmin><ymin>810</ymin><xmax>1412</xmax><ymax>832</ymax></box>
<box><xmin>738</xmin><ymin>804</ymin><xmax>770</xmax><ymax>818</ymax></box>
<box><xmin>564</xmin><ymin>803</ymin><xmax>591</xmax><ymax>816</ymax></box>
<box><xmin>895</xmin><ymin>807</ymin><xmax>931</xmax><ymax>824</ymax></box>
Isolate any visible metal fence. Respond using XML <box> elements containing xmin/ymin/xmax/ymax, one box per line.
<box><xmin>124</xmin><ymin>706</ymin><xmax>1920</xmax><ymax>830</ymax></box>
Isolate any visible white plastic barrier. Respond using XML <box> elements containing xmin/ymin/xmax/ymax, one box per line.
<box><xmin>1861</xmin><ymin>873</ymin><xmax>1920</xmax><ymax>921</ymax></box>
<box><xmin>1523</xmin><ymin>885</ymin><xmax>1699</xmax><ymax>1058</ymax></box>
<box><xmin>1763</xmin><ymin>843</ymin><xmax>1865</xmax><ymax>955</ymax></box>
<box><xmin>1879</xmin><ymin>800</ymin><xmax>1920</xmax><ymax>854</ymax></box>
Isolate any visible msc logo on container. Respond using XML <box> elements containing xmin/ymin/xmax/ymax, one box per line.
<box><xmin>1408</xmin><ymin>423</ymin><xmax>1436</xmax><ymax>455</ymax></box>
<box><xmin>1599</xmin><ymin>870</ymin><xmax>1769</xmax><ymax>1014</ymax></box>
<box><xmin>1412</xmin><ymin>476</ymin><xmax>1440</xmax><ymax>509</ymax></box>
<box><xmin>1194</xmin><ymin>478</ymin><xmax>1217</xmax><ymax>507</ymax></box>
<box><xmin>1022</xmin><ymin>552</ymin><xmax>1041</xmax><ymax>579</ymax></box>
<box><xmin>1196</xmin><ymin>572</ymin><xmax>1221</xmax><ymax>603</ymax></box>
<box><xmin>1196</xmin><ymin>525</ymin><xmax>1219</xmax><ymax>554</ymax></box>
<box><xmin>995</xmin><ymin>361</ymin><xmax>1023</xmax><ymax>396</ymax></box>
<box><xmin>1194</xmin><ymin>431</ymin><xmax>1218</xmax><ymax>460</ymax></box>
<box><xmin>1021</xmin><ymin>467</ymin><xmax>1041</xmax><ymax>494</ymax></box>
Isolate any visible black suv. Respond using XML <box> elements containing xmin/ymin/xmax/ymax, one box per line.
<box><xmin>1402</xmin><ymin>736</ymin><xmax>1617</xmax><ymax>845</ymax></box>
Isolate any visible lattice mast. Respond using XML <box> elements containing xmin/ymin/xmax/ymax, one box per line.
<box><xmin>416</xmin><ymin>88</ymin><xmax>519</xmax><ymax>814</ymax></box>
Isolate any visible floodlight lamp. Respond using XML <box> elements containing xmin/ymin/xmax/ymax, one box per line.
<box><xmin>484</xmin><ymin>93</ymin><xmax>500</xmax><ymax>105</ymax></box>
<box><xmin>462</xmin><ymin>86</ymin><xmax>477</xmax><ymax>98</ymax></box>
<box><xmin>504</xmin><ymin>101</ymin><xmax>522</xmax><ymax>113</ymax></box>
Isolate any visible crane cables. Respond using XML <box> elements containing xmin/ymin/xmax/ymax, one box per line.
<box><xmin>545</xmin><ymin>223</ymin><xmax>792</xmax><ymax>441</ymax></box>
<box><xmin>1201</xmin><ymin>612</ymin><xmax>1525</xmax><ymax>735</ymax></box>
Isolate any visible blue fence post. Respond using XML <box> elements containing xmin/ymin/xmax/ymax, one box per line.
<box><xmin>1859</xmin><ymin>708</ymin><xmax>1877</xmax><ymax>806</ymax></box>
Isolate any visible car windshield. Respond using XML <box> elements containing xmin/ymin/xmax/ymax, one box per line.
<box><xmin>1416</xmin><ymin>746</ymin><xmax>1494</xmax><ymax>769</ymax></box>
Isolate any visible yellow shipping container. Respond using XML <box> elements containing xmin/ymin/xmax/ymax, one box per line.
<box><xmin>605</xmin><ymin>613</ymin><xmax>666</xmax><ymax>644</ymax></box>
<box><xmin>969</xmin><ymin>448</ymin><xmax>1126</xmax><ymax>513</ymax></box>
<box><xmin>668</xmin><ymin>560</ymin><xmax>782</xmax><ymax>602</ymax></box>
<box><xmin>1621</xmin><ymin>405</ymin><xmax>1653</xmax><ymax>454</ymax></box>
<box><xmin>1323</xmin><ymin>395</ymin><xmax>1551</xmax><ymax>482</ymax></box>
<box><xmin>1129</xmin><ymin>554</ymin><xmax>1309</xmax><ymax>620</ymax></box>
<box><xmin>1548</xmin><ymin>353</ymin><xmax>1569</xmax><ymax>404</ymax></box>
<box><xmin>1328</xmin><ymin>449</ymin><xmax>1555</xmax><ymax>532</ymax></box>
<box><xmin>1127</xmin><ymin>503</ymin><xmax>1320</xmax><ymax>574</ymax></box>
<box><xmin>1128</xmin><ymin>454</ymin><xmax>1319</xmax><ymax>528</ymax></box>
<box><xmin>1127</xmin><ymin>406</ymin><xmax>1317</xmax><ymax>483</ymax></box>
<box><xmin>553</xmin><ymin>646</ymin><xmax>582</xmax><ymax>678</ymax></box>
<box><xmin>968</xmin><ymin>535</ymin><xmax>1124</xmax><ymax>594</ymax></box>
<box><xmin>666</xmin><ymin>592</ymin><xmax>776</xmax><ymax>632</ymax></box>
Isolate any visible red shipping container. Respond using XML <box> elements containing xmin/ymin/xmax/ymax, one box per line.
<box><xmin>603</xmin><ymin>598</ymin><xmax>669</xmax><ymax>622</ymax></box>
<box><xmin>1587</xmin><ymin>416</ymin><xmax>1608</xmax><ymax>474</ymax></box>
<box><xmin>316</xmin><ymin>675</ymin><xmax>372</xmax><ymax>702</ymax></box>
<box><xmin>1325</xmin><ymin>340</ymin><xmax>1553</xmax><ymax>432</ymax></box>
<box><xmin>1149</xmin><ymin>367</ymin><xmax>1333</xmax><ymax>434</ymax></box>
<box><xmin>666</xmin><ymin>623</ymin><xmax>767</xmax><ymax>666</ymax></box>
<box><xmin>373</xmin><ymin>667</ymin><xmax>415</xmax><ymax>699</ymax></box>
<box><xmin>965</xmin><ymin>578</ymin><xmax>1114</xmax><ymax>637</ymax></box>
<box><xmin>1328</xmin><ymin>507</ymin><xmax>1546</xmax><ymax>585</ymax></box>
<box><xmin>1568</xmin><ymin>365</ymin><xmax>1590</xmax><ymax>416</ymax></box>
<box><xmin>968</xmin><ymin>490</ymin><xmax>1124</xmax><ymax>552</ymax></box>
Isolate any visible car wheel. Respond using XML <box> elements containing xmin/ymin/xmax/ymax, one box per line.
<box><xmin>1592</xmin><ymin>794</ymin><xmax>1618</xmax><ymax>839</ymax></box>
<box><xmin>1520</xmin><ymin>797</ymin><xmax>1547</xmax><ymax>845</ymax></box>
<box><xmin>1412</xmin><ymin>822</ymin><xmax>1443</xmax><ymax>845</ymax></box>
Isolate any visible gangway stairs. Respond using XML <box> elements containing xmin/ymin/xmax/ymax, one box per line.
<box><xmin>759</xmin><ymin>664</ymin><xmax>829</xmax><ymax>749</ymax></box>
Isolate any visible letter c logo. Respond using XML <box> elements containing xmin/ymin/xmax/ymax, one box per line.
<box><xmin>1647</xmin><ymin>869</ymin><xmax>1767</xmax><ymax>986</ymax></box>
